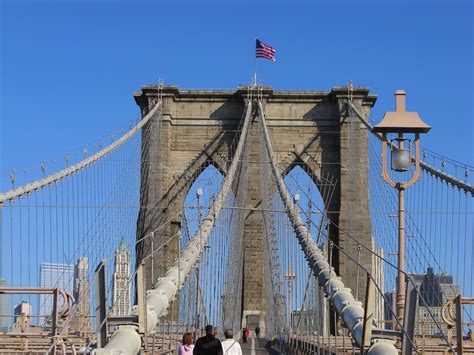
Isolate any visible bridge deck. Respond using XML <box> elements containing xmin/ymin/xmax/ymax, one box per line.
<box><xmin>287</xmin><ymin>334</ymin><xmax>474</xmax><ymax>354</ymax></box>
<box><xmin>240</xmin><ymin>337</ymin><xmax>280</xmax><ymax>355</ymax></box>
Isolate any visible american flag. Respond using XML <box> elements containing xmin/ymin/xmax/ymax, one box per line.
<box><xmin>256</xmin><ymin>39</ymin><xmax>276</xmax><ymax>62</ymax></box>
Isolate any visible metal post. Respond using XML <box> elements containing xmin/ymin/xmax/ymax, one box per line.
<box><xmin>176</xmin><ymin>231</ymin><xmax>181</xmax><ymax>350</ymax></box>
<box><xmin>372</xmin><ymin>91</ymin><xmax>430</xmax><ymax>334</ymax></box>
<box><xmin>289</xmin><ymin>283</ymin><xmax>292</xmax><ymax>332</ymax></box>
<box><xmin>197</xmin><ymin>187</ymin><xmax>203</xmax><ymax>252</ymax></box>
<box><xmin>195</xmin><ymin>266</ymin><xmax>200</xmax><ymax>341</ymax></box>
<box><xmin>195</xmin><ymin>187</ymin><xmax>202</xmax><ymax>341</ymax></box>
<box><xmin>421</xmin><ymin>310</ymin><xmax>426</xmax><ymax>353</ymax></box>
<box><xmin>151</xmin><ymin>235</ymin><xmax>154</xmax><ymax>286</ymax></box>
<box><xmin>356</xmin><ymin>245</ymin><xmax>361</xmax><ymax>300</ymax></box>
<box><xmin>306</xmin><ymin>194</ymin><xmax>312</xmax><ymax>245</ymax></box>
<box><xmin>402</xmin><ymin>279</ymin><xmax>417</xmax><ymax>355</ymax></box>
<box><xmin>51</xmin><ymin>287</ymin><xmax>60</xmax><ymax>355</ymax></box>
<box><xmin>285</xmin><ymin>268</ymin><xmax>296</xmax><ymax>334</ymax></box>
<box><xmin>137</xmin><ymin>262</ymin><xmax>147</xmax><ymax>350</ymax></box>
<box><xmin>455</xmin><ymin>295</ymin><xmax>463</xmax><ymax>355</ymax></box>
<box><xmin>361</xmin><ymin>274</ymin><xmax>374</xmax><ymax>354</ymax></box>
<box><xmin>161</xmin><ymin>323</ymin><xmax>164</xmax><ymax>350</ymax></box>
<box><xmin>397</xmin><ymin>187</ymin><xmax>406</xmax><ymax>327</ymax></box>
<box><xmin>95</xmin><ymin>261</ymin><xmax>108</xmax><ymax>348</ymax></box>
<box><xmin>168</xmin><ymin>315</ymin><xmax>171</xmax><ymax>352</ymax></box>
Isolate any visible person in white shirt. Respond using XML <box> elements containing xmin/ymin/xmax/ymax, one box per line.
<box><xmin>221</xmin><ymin>329</ymin><xmax>242</xmax><ymax>355</ymax></box>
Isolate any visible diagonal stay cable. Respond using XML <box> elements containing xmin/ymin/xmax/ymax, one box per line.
<box><xmin>258</xmin><ymin>99</ymin><xmax>398</xmax><ymax>354</ymax></box>
<box><xmin>94</xmin><ymin>100</ymin><xmax>254</xmax><ymax>355</ymax></box>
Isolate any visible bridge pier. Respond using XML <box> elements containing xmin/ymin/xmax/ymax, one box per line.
<box><xmin>242</xmin><ymin>113</ymin><xmax>267</xmax><ymax>336</ymax></box>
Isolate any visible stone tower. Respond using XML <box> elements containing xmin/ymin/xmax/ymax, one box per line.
<box><xmin>135</xmin><ymin>85</ymin><xmax>376</xmax><ymax>329</ymax></box>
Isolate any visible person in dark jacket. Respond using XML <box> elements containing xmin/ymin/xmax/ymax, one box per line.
<box><xmin>193</xmin><ymin>325</ymin><xmax>223</xmax><ymax>355</ymax></box>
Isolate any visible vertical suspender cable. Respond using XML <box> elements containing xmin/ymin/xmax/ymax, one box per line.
<box><xmin>95</xmin><ymin>101</ymin><xmax>253</xmax><ymax>355</ymax></box>
<box><xmin>258</xmin><ymin>100</ymin><xmax>397</xmax><ymax>354</ymax></box>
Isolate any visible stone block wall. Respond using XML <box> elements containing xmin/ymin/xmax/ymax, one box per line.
<box><xmin>134</xmin><ymin>85</ymin><xmax>376</xmax><ymax>324</ymax></box>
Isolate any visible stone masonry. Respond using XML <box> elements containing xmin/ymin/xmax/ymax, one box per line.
<box><xmin>134</xmin><ymin>85</ymin><xmax>377</xmax><ymax>327</ymax></box>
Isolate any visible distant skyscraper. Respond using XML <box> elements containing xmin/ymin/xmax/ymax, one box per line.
<box><xmin>384</xmin><ymin>267</ymin><xmax>461</xmax><ymax>336</ymax></box>
<box><xmin>371</xmin><ymin>237</ymin><xmax>385</xmax><ymax>327</ymax></box>
<box><xmin>410</xmin><ymin>267</ymin><xmax>461</xmax><ymax>337</ymax></box>
<box><xmin>71</xmin><ymin>257</ymin><xmax>91</xmax><ymax>334</ymax></box>
<box><xmin>12</xmin><ymin>301</ymin><xmax>33</xmax><ymax>334</ymax></box>
<box><xmin>111</xmin><ymin>238</ymin><xmax>131</xmax><ymax>316</ymax></box>
<box><xmin>0</xmin><ymin>278</ymin><xmax>10</xmax><ymax>332</ymax></box>
<box><xmin>39</xmin><ymin>263</ymin><xmax>74</xmax><ymax>323</ymax></box>
<box><xmin>14</xmin><ymin>302</ymin><xmax>32</xmax><ymax>323</ymax></box>
<box><xmin>384</xmin><ymin>290</ymin><xmax>397</xmax><ymax>330</ymax></box>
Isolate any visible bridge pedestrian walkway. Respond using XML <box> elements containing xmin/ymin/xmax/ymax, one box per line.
<box><xmin>239</xmin><ymin>336</ymin><xmax>281</xmax><ymax>355</ymax></box>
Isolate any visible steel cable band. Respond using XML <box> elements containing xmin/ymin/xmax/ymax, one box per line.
<box><xmin>257</xmin><ymin>100</ymin><xmax>397</xmax><ymax>354</ymax></box>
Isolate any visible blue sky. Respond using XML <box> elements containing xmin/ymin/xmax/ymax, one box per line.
<box><xmin>1</xmin><ymin>0</ymin><xmax>473</xmax><ymax>187</ymax></box>
<box><xmin>0</xmin><ymin>0</ymin><xmax>472</xmax><ymax>328</ymax></box>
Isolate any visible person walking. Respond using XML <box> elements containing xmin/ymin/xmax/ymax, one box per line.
<box><xmin>244</xmin><ymin>326</ymin><xmax>250</xmax><ymax>343</ymax></box>
<box><xmin>193</xmin><ymin>325</ymin><xmax>223</xmax><ymax>355</ymax></box>
<box><xmin>221</xmin><ymin>329</ymin><xmax>242</xmax><ymax>355</ymax></box>
<box><xmin>178</xmin><ymin>332</ymin><xmax>194</xmax><ymax>355</ymax></box>
<box><xmin>255</xmin><ymin>326</ymin><xmax>260</xmax><ymax>339</ymax></box>
<box><xmin>242</xmin><ymin>327</ymin><xmax>247</xmax><ymax>344</ymax></box>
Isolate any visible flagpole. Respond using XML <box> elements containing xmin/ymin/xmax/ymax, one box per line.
<box><xmin>253</xmin><ymin>37</ymin><xmax>258</xmax><ymax>87</ymax></box>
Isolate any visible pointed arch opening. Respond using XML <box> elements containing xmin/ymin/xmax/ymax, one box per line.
<box><xmin>263</xmin><ymin>163</ymin><xmax>337</xmax><ymax>339</ymax></box>
<box><xmin>178</xmin><ymin>163</ymin><xmax>238</xmax><ymax>334</ymax></box>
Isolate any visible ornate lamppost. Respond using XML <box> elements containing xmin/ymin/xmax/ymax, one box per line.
<box><xmin>284</xmin><ymin>267</ymin><xmax>296</xmax><ymax>331</ymax></box>
<box><xmin>373</xmin><ymin>90</ymin><xmax>431</xmax><ymax>326</ymax></box>
<box><xmin>195</xmin><ymin>187</ymin><xmax>203</xmax><ymax>340</ymax></box>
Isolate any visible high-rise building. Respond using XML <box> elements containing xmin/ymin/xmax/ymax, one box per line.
<box><xmin>410</xmin><ymin>267</ymin><xmax>461</xmax><ymax>337</ymax></box>
<box><xmin>371</xmin><ymin>237</ymin><xmax>385</xmax><ymax>327</ymax></box>
<box><xmin>383</xmin><ymin>290</ymin><xmax>397</xmax><ymax>330</ymax></box>
<box><xmin>111</xmin><ymin>238</ymin><xmax>131</xmax><ymax>316</ymax></box>
<box><xmin>39</xmin><ymin>263</ymin><xmax>74</xmax><ymax>324</ymax></box>
<box><xmin>11</xmin><ymin>301</ymin><xmax>42</xmax><ymax>334</ymax></box>
<box><xmin>384</xmin><ymin>267</ymin><xmax>461</xmax><ymax>336</ymax></box>
<box><xmin>0</xmin><ymin>278</ymin><xmax>10</xmax><ymax>332</ymax></box>
<box><xmin>70</xmin><ymin>257</ymin><xmax>91</xmax><ymax>334</ymax></box>
<box><xmin>14</xmin><ymin>302</ymin><xmax>32</xmax><ymax>323</ymax></box>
